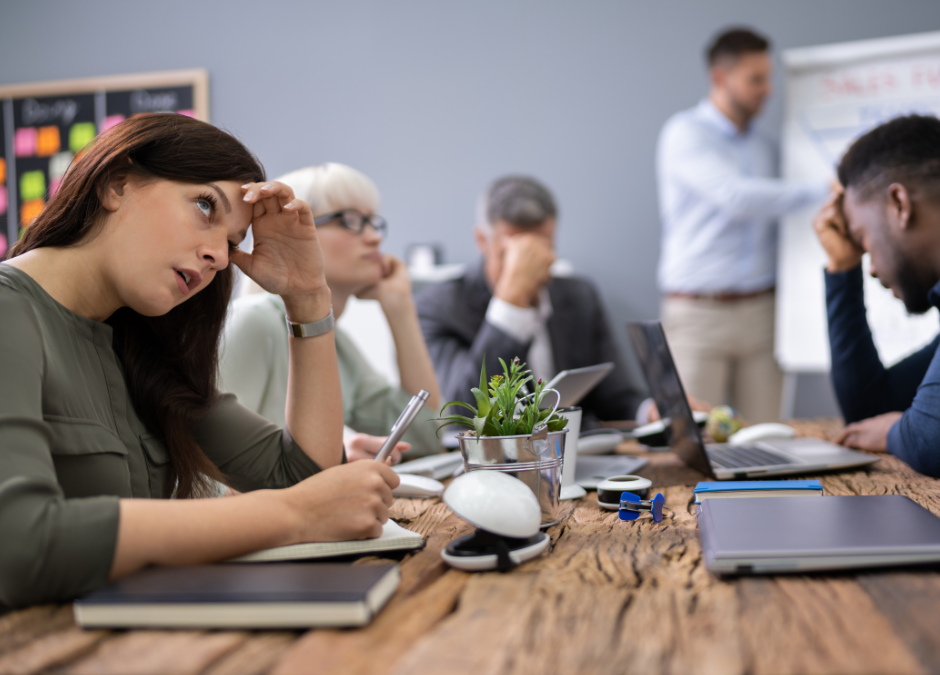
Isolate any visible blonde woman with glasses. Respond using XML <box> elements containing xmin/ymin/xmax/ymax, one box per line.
<box><xmin>220</xmin><ymin>163</ymin><xmax>441</xmax><ymax>462</ymax></box>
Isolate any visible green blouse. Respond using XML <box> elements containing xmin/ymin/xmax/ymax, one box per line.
<box><xmin>0</xmin><ymin>264</ymin><xmax>325</xmax><ymax>610</ymax></box>
<box><xmin>219</xmin><ymin>293</ymin><xmax>441</xmax><ymax>457</ymax></box>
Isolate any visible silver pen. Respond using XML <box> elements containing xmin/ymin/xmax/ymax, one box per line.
<box><xmin>374</xmin><ymin>390</ymin><xmax>430</xmax><ymax>462</ymax></box>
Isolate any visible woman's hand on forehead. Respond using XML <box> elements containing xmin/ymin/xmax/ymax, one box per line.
<box><xmin>231</xmin><ymin>181</ymin><xmax>329</xmax><ymax>300</ymax></box>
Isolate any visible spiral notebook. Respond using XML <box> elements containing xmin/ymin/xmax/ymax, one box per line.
<box><xmin>228</xmin><ymin>520</ymin><xmax>424</xmax><ymax>563</ymax></box>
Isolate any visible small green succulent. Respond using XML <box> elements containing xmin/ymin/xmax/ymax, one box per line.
<box><xmin>436</xmin><ymin>356</ymin><xmax>567</xmax><ymax>437</ymax></box>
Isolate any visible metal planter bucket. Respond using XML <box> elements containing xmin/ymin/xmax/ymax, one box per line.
<box><xmin>457</xmin><ymin>429</ymin><xmax>567</xmax><ymax>527</ymax></box>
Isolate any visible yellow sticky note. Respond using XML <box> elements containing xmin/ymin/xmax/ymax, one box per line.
<box><xmin>36</xmin><ymin>126</ymin><xmax>61</xmax><ymax>157</ymax></box>
<box><xmin>69</xmin><ymin>122</ymin><xmax>96</xmax><ymax>154</ymax></box>
<box><xmin>20</xmin><ymin>171</ymin><xmax>47</xmax><ymax>202</ymax></box>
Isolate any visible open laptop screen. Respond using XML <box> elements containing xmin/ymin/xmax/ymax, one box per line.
<box><xmin>626</xmin><ymin>322</ymin><xmax>716</xmax><ymax>478</ymax></box>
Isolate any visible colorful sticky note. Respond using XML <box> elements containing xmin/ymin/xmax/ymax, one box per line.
<box><xmin>69</xmin><ymin>122</ymin><xmax>96</xmax><ymax>154</ymax></box>
<box><xmin>15</xmin><ymin>127</ymin><xmax>37</xmax><ymax>157</ymax></box>
<box><xmin>177</xmin><ymin>109</ymin><xmax>196</xmax><ymax>118</ymax></box>
<box><xmin>101</xmin><ymin>114</ymin><xmax>125</xmax><ymax>132</ymax></box>
<box><xmin>20</xmin><ymin>171</ymin><xmax>46</xmax><ymax>202</ymax></box>
<box><xmin>49</xmin><ymin>177</ymin><xmax>63</xmax><ymax>198</ymax></box>
<box><xmin>0</xmin><ymin>185</ymin><xmax>7</xmax><ymax>216</ymax></box>
<box><xmin>0</xmin><ymin>157</ymin><xmax>6</xmax><ymax>184</ymax></box>
<box><xmin>36</xmin><ymin>125</ymin><xmax>61</xmax><ymax>157</ymax></box>
<box><xmin>20</xmin><ymin>199</ymin><xmax>45</xmax><ymax>226</ymax></box>
<box><xmin>48</xmin><ymin>151</ymin><xmax>73</xmax><ymax>180</ymax></box>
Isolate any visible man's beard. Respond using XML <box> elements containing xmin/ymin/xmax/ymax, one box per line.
<box><xmin>891</xmin><ymin>246</ymin><xmax>936</xmax><ymax>314</ymax></box>
<box><xmin>729</xmin><ymin>94</ymin><xmax>762</xmax><ymax>125</ymax></box>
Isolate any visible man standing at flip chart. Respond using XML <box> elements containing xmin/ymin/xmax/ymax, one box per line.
<box><xmin>656</xmin><ymin>27</ymin><xmax>829</xmax><ymax>422</ymax></box>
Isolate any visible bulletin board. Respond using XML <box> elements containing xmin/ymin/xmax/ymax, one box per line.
<box><xmin>0</xmin><ymin>69</ymin><xmax>209</xmax><ymax>258</ymax></box>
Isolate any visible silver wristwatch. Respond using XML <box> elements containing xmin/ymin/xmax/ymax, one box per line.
<box><xmin>285</xmin><ymin>307</ymin><xmax>335</xmax><ymax>338</ymax></box>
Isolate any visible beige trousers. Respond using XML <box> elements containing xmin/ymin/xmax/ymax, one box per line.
<box><xmin>661</xmin><ymin>293</ymin><xmax>783</xmax><ymax>423</ymax></box>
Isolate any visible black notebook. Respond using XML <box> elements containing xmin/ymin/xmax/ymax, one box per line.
<box><xmin>73</xmin><ymin>562</ymin><xmax>400</xmax><ymax>629</ymax></box>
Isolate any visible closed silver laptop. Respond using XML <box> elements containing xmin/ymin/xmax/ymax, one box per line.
<box><xmin>626</xmin><ymin>321</ymin><xmax>879</xmax><ymax>480</ymax></box>
<box><xmin>698</xmin><ymin>495</ymin><xmax>940</xmax><ymax>573</ymax></box>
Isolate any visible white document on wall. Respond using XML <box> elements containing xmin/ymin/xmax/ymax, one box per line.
<box><xmin>777</xmin><ymin>31</ymin><xmax>940</xmax><ymax>372</ymax></box>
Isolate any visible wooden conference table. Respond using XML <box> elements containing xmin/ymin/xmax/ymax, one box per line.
<box><xmin>2</xmin><ymin>419</ymin><xmax>940</xmax><ymax>675</ymax></box>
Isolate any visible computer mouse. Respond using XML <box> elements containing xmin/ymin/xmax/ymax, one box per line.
<box><xmin>392</xmin><ymin>473</ymin><xmax>444</xmax><ymax>498</ymax></box>
<box><xmin>728</xmin><ymin>422</ymin><xmax>797</xmax><ymax>446</ymax></box>
<box><xmin>577</xmin><ymin>429</ymin><xmax>623</xmax><ymax>455</ymax></box>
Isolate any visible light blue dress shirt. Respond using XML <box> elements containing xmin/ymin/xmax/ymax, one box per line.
<box><xmin>656</xmin><ymin>99</ymin><xmax>828</xmax><ymax>294</ymax></box>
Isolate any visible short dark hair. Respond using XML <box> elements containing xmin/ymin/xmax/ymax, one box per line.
<box><xmin>838</xmin><ymin>114</ymin><xmax>940</xmax><ymax>202</ymax></box>
<box><xmin>707</xmin><ymin>27</ymin><xmax>770</xmax><ymax>66</ymax></box>
<box><xmin>485</xmin><ymin>175</ymin><xmax>557</xmax><ymax>228</ymax></box>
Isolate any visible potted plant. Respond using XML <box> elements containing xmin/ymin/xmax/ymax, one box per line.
<box><xmin>437</xmin><ymin>357</ymin><xmax>569</xmax><ymax>526</ymax></box>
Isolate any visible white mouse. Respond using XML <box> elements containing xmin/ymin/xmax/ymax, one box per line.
<box><xmin>728</xmin><ymin>423</ymin><xmax>797</xmax><ymax>446</ymax></box>
<box><xmin>392</xmin><ymin>473</ymin><xmax>444</xmax><ymax>498</ymax></box>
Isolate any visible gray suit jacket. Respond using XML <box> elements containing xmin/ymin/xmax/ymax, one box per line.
<box><xmin>415</xmin><ymin>261</ymin><xmax>647</xmax><ymax>423</ymax></box>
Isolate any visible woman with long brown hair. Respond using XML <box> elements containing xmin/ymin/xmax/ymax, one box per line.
<box><xmin>0</xmin><ymin>113</ymin><xmax>398</xmax><ymax>610</ymax></box>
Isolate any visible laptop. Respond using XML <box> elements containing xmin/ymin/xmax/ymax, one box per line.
<box><xmin>545</xmin><ymin>363</ymin><xmax>615</xmax><ymax>407</ymax></box>
<box><xmin>698</xmin><ymin>494</ymin><xmax>940</xmax><ymax>574</ymax></box>
<box><xmin>625</xmin><ymin>321</ymin><xmax>879</xmax><ymax>480</ymax></box>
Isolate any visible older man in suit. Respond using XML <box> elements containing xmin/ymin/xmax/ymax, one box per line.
<box><xmin>416</xmin><ymin>175</ymin><xmax>649</xmax><ymax>425</ymax></box>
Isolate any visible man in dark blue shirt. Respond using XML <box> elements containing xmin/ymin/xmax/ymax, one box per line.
<box><xmin>815</xmin><ymin>114</ymin><xmax>940</xmax><ymax>477</ymax></box>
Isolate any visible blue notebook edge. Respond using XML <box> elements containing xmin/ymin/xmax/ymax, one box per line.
<box><xmin>694</xmin><ymin>480</ymin><xmax>822</xmax><ymax>494</ymax></box>
<box><xmin>693</xmin><ymin>480</ymin><xmax>823</xmax><ymax>504</ymax></box>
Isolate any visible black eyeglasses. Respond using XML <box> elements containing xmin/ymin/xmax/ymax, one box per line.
<box><xmin>313</xmin><ymin>209</ymin><xmax>388</xmax><ymax>235</ymax></box>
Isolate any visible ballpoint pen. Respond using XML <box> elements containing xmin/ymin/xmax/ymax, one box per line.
<box><xmin>374</xmin><ymin>390</ymin><xmax>430</xmax><ymax>463</ymax></box>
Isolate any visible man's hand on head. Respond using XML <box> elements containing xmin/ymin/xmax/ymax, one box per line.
<box><xmin>835</xmin><ymin>411</ymin><xmax>903</xmax><ymax>452</ymax></box>
<box><xmin>814</xmin><ymin>186</ymin><xmax>865</xmax><ymax>273</ymax></box>
<box><xmin>493</xmin><ymin>233</ymin><xmax>556</xmax><ymax>308</ymax></box>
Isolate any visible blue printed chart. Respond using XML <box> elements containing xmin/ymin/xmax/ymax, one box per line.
<box><xmin>777</xmin><ymin>31</ymin><xmax>940</xmax><ymax>372</ymax></box>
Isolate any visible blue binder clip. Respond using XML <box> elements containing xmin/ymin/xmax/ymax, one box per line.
<box><xmin>619</xmin><ymin>492</ymin><xmax>665</xmax><ymax>523</ymax></box>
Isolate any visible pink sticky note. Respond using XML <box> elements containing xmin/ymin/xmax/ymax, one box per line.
<box><xmin>101</xmin><ymin>114</ymin><xmax>125</xmax><ymax>133</ymax></box>
<box><xmin>49</xmin><ymin>178</ymin><xmax>63</xmax><ymax>198</ymax></box>
<box><xmin>15</xmin><ymin>127</ymin><xmax>38</xmax><ymax>157</ymax></box>
<box><xmin>0</xmin><ymin>185</ymin><xmax>7</xmax><ymax>215</ymax></box>
<box><xmin>177</xmin><ymin>109</ymin><xmax>196</xmax><ymax>118</ymax></box>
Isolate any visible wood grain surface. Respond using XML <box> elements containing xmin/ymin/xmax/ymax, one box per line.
<box><xmin>2</xmin><ymin>419</ymin><xmax>939</xmax><ymax>675</ymax></box>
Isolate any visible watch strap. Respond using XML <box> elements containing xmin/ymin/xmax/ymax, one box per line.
<box><xmin>286</xmin><ymin>307</ymin><xmax>335</xmax><ymax>338</ymax></box>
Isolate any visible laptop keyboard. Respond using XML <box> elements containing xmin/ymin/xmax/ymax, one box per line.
<box><xmin>706</xmin><ymin>444</ymin><xmax>798</xmax><ymax>470</ymax></box>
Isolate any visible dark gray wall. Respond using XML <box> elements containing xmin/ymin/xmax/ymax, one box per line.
<box><xmin>3</xmin><ymin>0</ymin><xmax>939</xmax><ymax>417</ymax></box>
